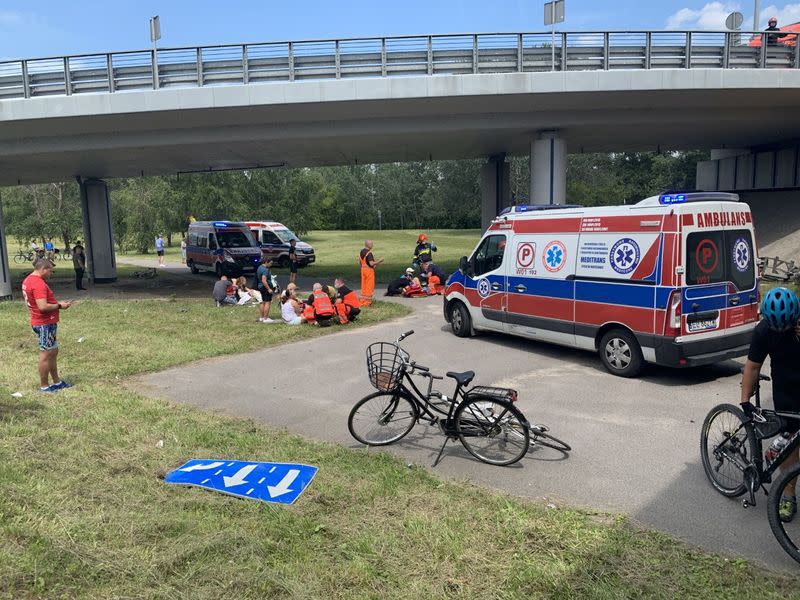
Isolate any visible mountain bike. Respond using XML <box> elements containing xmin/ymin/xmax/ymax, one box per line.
<box><xmin>13</xmin><ymin>249</ymin><xmax>34</xmax><ymax>264</ymax></box>
<box><xmin>700</xmin><ymin>373</ymin><xmax>800</xmax><ymax>565</ymax></box>
<box><xmin>348</xmin><ymin>330</ymin><xmax>570</xmax><ymax>467</ymax></box>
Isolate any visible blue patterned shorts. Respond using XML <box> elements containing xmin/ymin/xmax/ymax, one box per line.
<box><xmin>32</xmin><ymin>324</ymin><xmax>58</xmax><ymax>351</ymax></box>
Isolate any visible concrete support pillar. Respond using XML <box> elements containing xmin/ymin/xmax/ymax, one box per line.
<box><xmin>0</xmin><ymin>197</ymin><xmax>12</xmax><ymax>300</ymax></box>
<box><xmin>80</xmin><ymin>178</ymin><xmax>117</xmax><ymax>283</ymax></box>
<box><xmin>480</xmin><ymin>154</ymin><xmax>511</xmax><ymax>231</ymax></box>
<box><xmin>530</xmin><ymin>131</ymin><xmax>567</xmax><ymax>205</ymax></box>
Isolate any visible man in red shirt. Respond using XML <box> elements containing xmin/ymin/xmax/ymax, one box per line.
<box><xmin>21</xmin><ymin>259</ymin><xmax>73</xmax><ymax>392</ymax></box>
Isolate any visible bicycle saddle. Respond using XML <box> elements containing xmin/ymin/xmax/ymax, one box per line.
<box><xmin>446</xmin><ymin>370</ymin><xmax>475</xmax><ymax>386</ymax></box>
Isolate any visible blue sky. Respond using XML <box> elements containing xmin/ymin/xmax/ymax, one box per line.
<box><xmin>2</xmin><ymin>1</ymin><xmax>800</xmax><ymax>60</ymax></box>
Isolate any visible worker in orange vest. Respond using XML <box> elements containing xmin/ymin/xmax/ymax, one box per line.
<box><xmin>359</xmin><ymin>240</ymin><xmax>383</xmax><ymax>306</ymax></box>
<box><xmin>334</xmin><ymin>277</ymin><xmax>361</xmax><ymax>324</ymax></box>
<box><xmin>303</xmin><ymin>283</ymin><xmax>336</xmax><ymax>326</ymax></box>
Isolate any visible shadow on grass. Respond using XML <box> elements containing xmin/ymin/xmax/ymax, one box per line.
<box><xmin>0</xmin><ymin>397</ymin><xmax>43</xmax><ymax>421</ymax></box>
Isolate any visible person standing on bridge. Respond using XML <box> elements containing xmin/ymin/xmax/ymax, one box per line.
<box><xmin>22</xmin><ymin>258</ymin><xmax>73</xmax><ymax>393</ymax></box>
<box><xmin>765</xmin><ymin>16</ymin><xmax>789</xmax><ymax>45</ymax></box>
<box><xmin>359</xmin><ymin>240</ymin><xmax>383</xmax><ymax>306</ymax></box>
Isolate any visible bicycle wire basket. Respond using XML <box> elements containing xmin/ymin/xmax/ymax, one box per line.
<box><xmin>366</xmin><ymin>342</ymin><xmax>409</xmax><ymax>392</ymax></box>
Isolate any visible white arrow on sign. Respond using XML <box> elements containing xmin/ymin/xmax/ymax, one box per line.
<box><xmin>223</xmin><ymin>464</ymin><xmax>258</xmax><ymax>488</ymax></box>
<box><xmin>267</xmin><ymin>469</ymin><xmax>300</xmax><ymax>498</ymax></box>
<box><xmin>179</xmin><ymin>461</ymin><xmax>225</xmax><ymax>472</ymax></box>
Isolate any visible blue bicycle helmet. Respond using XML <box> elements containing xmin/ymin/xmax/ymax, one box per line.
<box><xmin>761</xmin><ymin>287</ymin><xmax>800</xmax><ymax>331</ymax></box>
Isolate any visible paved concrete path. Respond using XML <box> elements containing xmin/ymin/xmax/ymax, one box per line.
<box><xmin>136</xmin><ymin>295</ymin><xmax>796</xmax><ymax>571</ymax></box>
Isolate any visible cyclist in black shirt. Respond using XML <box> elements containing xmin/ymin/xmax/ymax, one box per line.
<box><xmin>741</xmin><ymin>287</ymin><xmax>800</xmax><ymax>521</ymax></box>
<box><xmin>765</xmin><ymin>16</ymin><xmax>789</xmax><ymax>46</ymax></box>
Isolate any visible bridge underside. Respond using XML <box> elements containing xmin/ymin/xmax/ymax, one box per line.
<box><xmin>2</xmin><ymin>70</ymin><xmax>800</xmax><ymax>185</ymax></box>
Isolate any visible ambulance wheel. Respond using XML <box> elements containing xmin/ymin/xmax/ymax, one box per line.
<box><xmin>450</xmin><ymin>301</ymin><xmax>473</xmax><ymax>338</ymax></box>
<box><xmin>277</xmin><ymin>256</ymin><xmax>289</xmax><ymax>269</ymax></box>
<box><xmin>188</xmin><ymin>260</ymin><xmax>199</xmax><ymax>274</ymax></box>
<box><xmin>599</xmin><ymin>329</ymin><xmax>643</xmax><ymax>378</ymax></box>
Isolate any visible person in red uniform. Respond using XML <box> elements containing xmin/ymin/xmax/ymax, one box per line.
<box><xmin>21</xmin><ymin>258</ymin><xmax>73</xmax><ymax>392</ymax></box>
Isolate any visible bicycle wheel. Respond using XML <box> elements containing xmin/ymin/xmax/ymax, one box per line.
<box><xmin>348</xmin><ymin>391</ymin><xmax>418</xmax><ymax>446</ymax></box>
<box><xmin>767</xmin><ymin>461</ymin><xmax>800</xmax><ymax>566</ymax></box>
<box><xmin>700</xmin><ymin>403</ymin><xmax>758</xmax><ymax>498</ymax></box>
<box><xmin>14</xmin><ymin>253</ymin><xmax>27</xmax><ymax>265</ymax></box>
<box><xmin>531</xmin><ymin>428</ymin><xmax>571</xmax><ymax>452</ymax></box>
<box><xmin>455</xmin><ymin>398</ymin><xmax>530</xmax><ymax>466</ymax></box>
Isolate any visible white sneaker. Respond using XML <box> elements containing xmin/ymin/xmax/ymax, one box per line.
<box><xmin>262</xmin><ymin>317</ymin><xmax>275</xmax><ymax>323</ymax></box>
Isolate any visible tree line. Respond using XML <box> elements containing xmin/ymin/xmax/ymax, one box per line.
<box><xmin>0</xmin><ymin>151</ymin><xmax>707</xmax><ymax>253</ymax></box>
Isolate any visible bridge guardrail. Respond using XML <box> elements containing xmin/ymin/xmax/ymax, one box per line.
<box><xmin>1</xmin><ymin>30</ymin><xmax>798</xmax><ymax>101</ymax></box>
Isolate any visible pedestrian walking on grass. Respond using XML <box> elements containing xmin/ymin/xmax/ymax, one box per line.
<box><xmin>155</xmin><ymin>234</ymin><xmax>166</xmax><ymax>267</ymax></box>
<box><xmin>21</xmin><ymin>258</ymin><xmax>73</xmax><ymax>393</ymax></box>
<box><xmin>72</xmin><ymin>241</ymin><xmax>86</xmax><ymax>290</ymax></box>
<box><xmin>180</xmin><ymin>236</ymin><xmax>187</xmax><ymax>264</ymax></box>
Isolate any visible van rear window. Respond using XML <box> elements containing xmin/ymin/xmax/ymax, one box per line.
<box><xmin>685</xmin><ymin>229</ymin><xmax>754</xmax><ymax>290</ymax></box>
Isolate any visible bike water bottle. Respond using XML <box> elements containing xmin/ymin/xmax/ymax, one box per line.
<box><xmin>765</xmin><ymin>434</ymin><xmax>790</xmax><ymax>468</ymax></box>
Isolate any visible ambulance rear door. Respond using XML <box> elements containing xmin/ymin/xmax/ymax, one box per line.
<box><xmin>680</xmin><ymin>202</ymin><xmax>758</xmax><ymax>339</ymax></box>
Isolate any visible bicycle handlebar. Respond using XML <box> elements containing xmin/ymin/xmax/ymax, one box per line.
<box><xmin>397</xmin><ymin>330</ymin><xmax>414</xmax><ymax>343</ymax></box>
<box><xmin>411</xmin><ymin>361</ymin><xmax>429</xmax><ymax>372</ymax></box>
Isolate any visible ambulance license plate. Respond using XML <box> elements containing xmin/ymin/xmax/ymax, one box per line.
<box><xmin>688</xmin><ymin>319</ymin><xmax>717</xmax><ymax>332</ymax></box>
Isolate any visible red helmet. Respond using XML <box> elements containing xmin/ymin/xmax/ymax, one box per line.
<box><xmin>417</xmin><ymin>233</ymin><xmax>427</xmax><ymax>242</ymax></box>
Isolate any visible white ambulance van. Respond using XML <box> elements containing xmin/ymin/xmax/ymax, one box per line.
<box><xmin>443</xmin><ymin>192</ymin><xmax>759</xmax><ymax>377</ymax></box>
<box><xmin>245</xmin><ymin>221</ymin><xmax>315</xmax><ymax>268</ymax></box>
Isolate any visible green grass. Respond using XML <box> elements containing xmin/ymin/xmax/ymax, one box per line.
<box><xmin>1</xmin><ymin>300</ymin><xmax>799</xmax><ymax>598</ymax></box>
<box><xmin>119</xmin><ymin>229</ymin><xmax>482</xmax><ymax>284</ymax></box>
<box><xmin>300</xmin><ymin>229</ymin><xmax>480</xmax><ymax>283</ymax></box>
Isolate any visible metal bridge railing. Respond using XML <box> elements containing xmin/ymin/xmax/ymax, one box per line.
<box><xmin>1</xmin><ymin>30</ymin><xmax>798</xmax><ymax>101</ymax></box>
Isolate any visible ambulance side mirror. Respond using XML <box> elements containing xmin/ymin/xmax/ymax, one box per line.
<box><xmin>459</xmin><ymin>256</ymin><xmax>472</xmax><ymax>276</ymax></box>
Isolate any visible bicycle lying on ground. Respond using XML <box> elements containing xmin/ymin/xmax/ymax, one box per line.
<box><xmin>348</xmin><ymin>330</ymin><xmax>570</xmax><ymax>466</ymax></box>
<box><xmin>701</xmin><ymin>373</ymin><xmax>800</xmax><ymax>564</ymax></box>
<box><xmin>131</xmin><ymin>267</ymin><xmax>158</xmax><ymax>279</ymax></box>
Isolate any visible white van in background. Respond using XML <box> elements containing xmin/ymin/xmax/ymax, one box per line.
<box><xmin>245</xmin><ymin>221</ymin><xmax>316</xmax><ymax>268</ymax></box>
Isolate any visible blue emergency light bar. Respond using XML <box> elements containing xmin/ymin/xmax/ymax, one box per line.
<box><xmin>499</xmin><ymin>204</ymin><xmax>582</xmax><ymax>215</ymax></box>
<box><xmin>659</xmin><ymin>194</ymin><xmax>687</xmax><ymax>205</ymax></box>
<box><xmin>212</xmin><ymin>221</ymin><xmax>229</xmax><ymax>227</ymax></box>
<box><xmin>656</xmin><ymin>192</ymin><xmax>739</xmax><ymax>206</ymax></box>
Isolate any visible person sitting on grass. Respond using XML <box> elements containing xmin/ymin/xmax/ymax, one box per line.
<box><xmin>334</xmin><ymin>278</ymin><xmax>361</xmax><ymax>324</ymax></box>
<box><xmin>280</xmin><ymin>288</ymin><xmax>306</xmax><ymax>325</ymax></box>
<box><xmin>234</xmin><ymin>276</ymin><xmax>263</xmax><ymax>305</ymax></box>
<box><xmin>302</xmin><ymin>283</ymin><xmax>336</xmax><ymax>326</ymax></box>
<box><xmin>212</xmin><ymin>275</ymin><xmax>236</xmax><ymax>307</ymax></box>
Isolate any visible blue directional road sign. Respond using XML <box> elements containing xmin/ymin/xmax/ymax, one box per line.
<box><xmin>164</xmin><ymin>459</ymin><xmax>318</xmax><ymax>505</ymax></box>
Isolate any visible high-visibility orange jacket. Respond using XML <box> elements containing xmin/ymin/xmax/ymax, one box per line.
<box><xmin>312</xmin><ymin>289</ymin><xmax>335</xmax><ymax>317</ymax></box>
<box><xmin>341</xmin><ymin>290</ymin><xmax>360</xmax><ymax>309</ymax></box>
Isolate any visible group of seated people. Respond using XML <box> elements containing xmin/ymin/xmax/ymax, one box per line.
<box><xmin>385</xmin><ymin>261</ymin><xmax>447</xmax><ymax>298</ymax></box>
<box><xmin>212</xmin><ymin>274</ymin><xmax>361</xmax><ymax>327</ymax></box>
<box><xmin>212</xmin><ymin>275</ymin><xmax>264</xmax><ymax>306</ymax></box>
<box><xmin>281</xmin><ymin>279</ymin><xmax>361</xmax><ymax>326</ymax></box>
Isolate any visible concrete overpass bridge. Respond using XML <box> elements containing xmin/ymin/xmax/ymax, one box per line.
<box><xmin>2</xmin><ymin>29</ymin><xmax>800</xmax><ymax>297</ymax></box>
